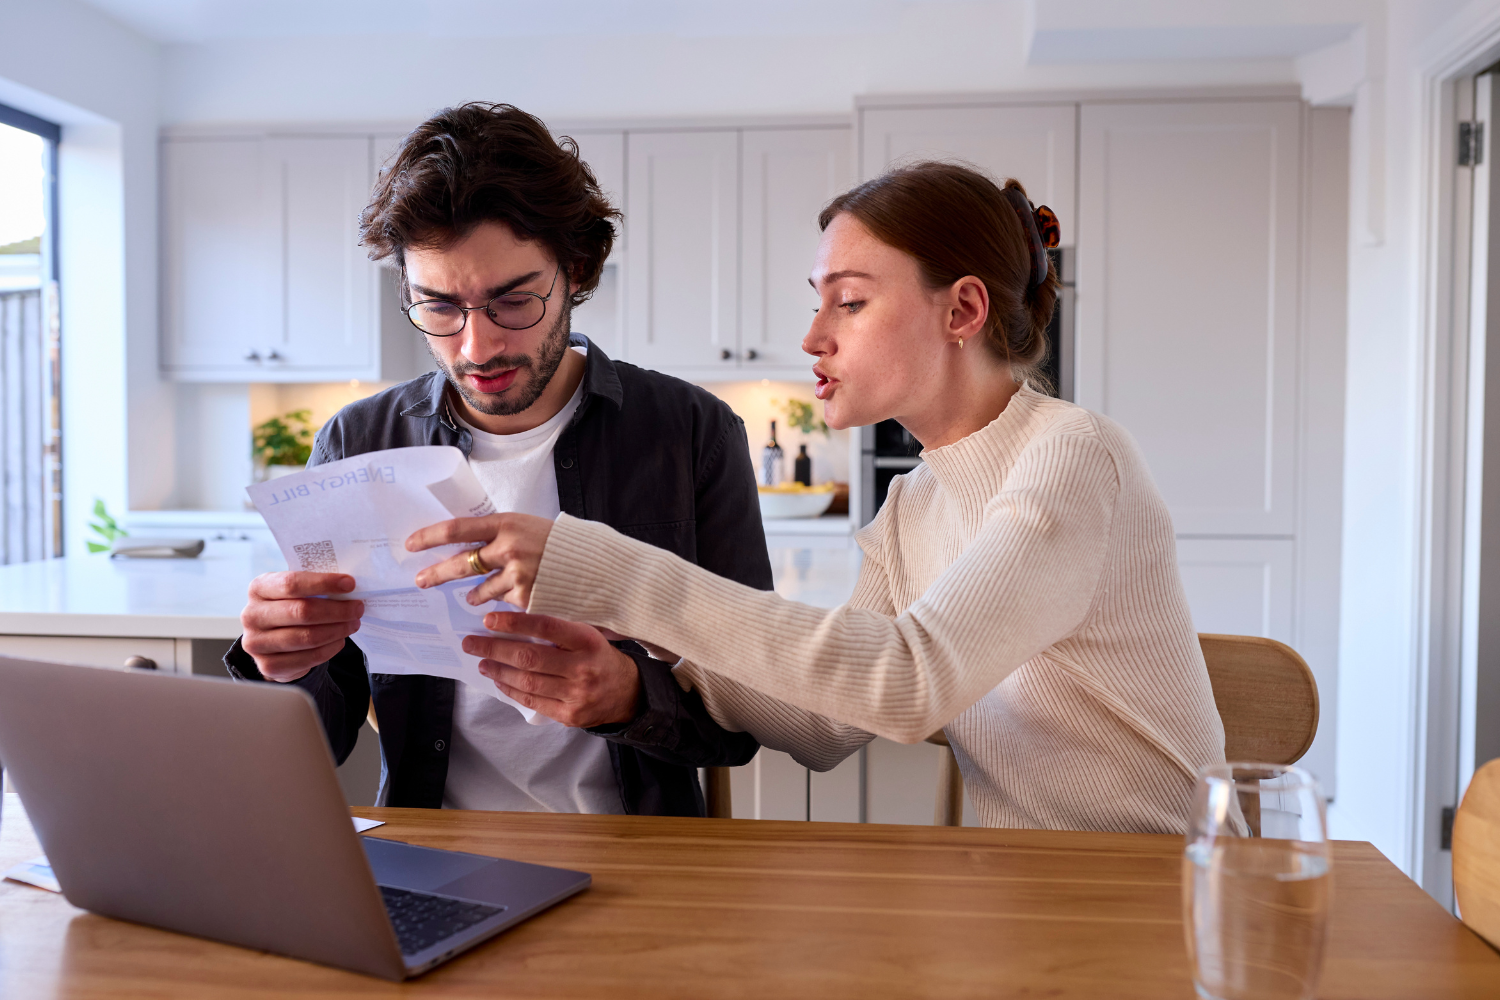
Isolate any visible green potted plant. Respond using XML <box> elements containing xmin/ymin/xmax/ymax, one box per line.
<box><xmin>253</xmin><ymin>409</ymin><xmax>316</xmax><ymax>480</ymax></box>
<box><xmin>84</xmin><ymin>499</ymin><xmax>128</xmax><ymax>553</ymax></box>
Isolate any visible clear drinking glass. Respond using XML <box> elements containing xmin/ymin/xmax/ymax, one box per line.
<box><xmin>1183</xmin><ymin>763</ymin><xmax>1331</xmax><ymax>1000</ymax></box>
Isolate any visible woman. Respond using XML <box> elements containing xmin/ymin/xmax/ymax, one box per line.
<box><xmin>411</xmin><ymin>162</ymin><xmax>1226</xmax><ymax>833</ymax></box>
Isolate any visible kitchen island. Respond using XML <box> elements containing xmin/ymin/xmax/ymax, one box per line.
<box><xmin>0</xmin><ymin>541</ymin><xmax>284</xmax><ymax>674</ymax></box>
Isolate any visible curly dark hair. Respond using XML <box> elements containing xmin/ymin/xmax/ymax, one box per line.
<box><xmin>359</xmin><ymin>102</ymin><xmax>620</xmax><ymax>307</ymax></box>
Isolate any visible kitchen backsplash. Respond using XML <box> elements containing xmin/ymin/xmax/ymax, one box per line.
<box><xmin>166</xmin><ymin>375</ymin><xmax>844</xmax><ymax>513</ymax></box>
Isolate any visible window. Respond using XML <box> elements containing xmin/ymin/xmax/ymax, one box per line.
<box><xmin>0</xmin><ymin>102</ymin><xmax>61</xmax><ymax>563</ymax></box>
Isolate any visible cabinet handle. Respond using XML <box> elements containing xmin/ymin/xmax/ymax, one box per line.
<box><xmin>267</xmin><ymin>350</ymin><xmax>284</xmax><ymax>361</ymax></box>
<box><xmin>123</xmin><ymin>656</ymin><xmax>158</xmax><ymax>671</ymax></box>
<box><xmin>244</xmin><ymin>350</ymin><xmax>261</xmax><ymax>362</ymax></box>
<box><xmin>744</xmin><ymin>348</ymin><xmax>759</xmax><ymax>361</ymax></box>
<box><xmin>720</xmin><ymin>349</ymin><xmax>733</xmax><ymax>361</ymax></box>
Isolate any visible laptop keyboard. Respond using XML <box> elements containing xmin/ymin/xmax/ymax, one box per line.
<box><xmin>379</xmin><ymin>885</ymin><xmax>504</xmax><ymax>956</ymax></box>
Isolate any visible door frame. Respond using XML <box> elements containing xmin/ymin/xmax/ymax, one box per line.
<box><xmin>1413</xmin><ymin>9</ymin><xmax>1500</xmax><ymax>904</ymax></box>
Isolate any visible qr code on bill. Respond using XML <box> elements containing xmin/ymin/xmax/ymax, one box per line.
<box><xmin>293</xmin><ymin>539</ymin><xmax>338</xmax><ymax>572</ymax></box>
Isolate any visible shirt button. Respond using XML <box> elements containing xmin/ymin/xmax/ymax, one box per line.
<box><xmin>434</xmin><ymin>740</ymin><xmax>446</xmax><ymax>752</ymax></box>
<box><xmin>560</xmin><ymin>458</ymin><xmax>574</xmax><ymax>470</ymax></box>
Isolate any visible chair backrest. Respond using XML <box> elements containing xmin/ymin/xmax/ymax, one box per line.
<box><xmin>926</xmin><ymin>634</ymin><xmax>1320</xmax><ymax>829</ymax></box>
<box><xmin>1199</xmin><ymin>633</ymin><xmax>1319</xmax><ymax>766</ymax></box>
<box><xmin>1455</xmin><ymin>758</ymin><xmax>1500</xmax><ymax>949</ymax></box>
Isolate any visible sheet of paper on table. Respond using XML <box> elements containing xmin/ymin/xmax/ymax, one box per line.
<box><xmin>246</xmin><ymin>446</ymin><xmax>552</xmax><ymax>725</ymax></box>
<box><xmin>2</xmin><ymin>818</ymin><xmax>387</xmax><ymax>893</ymax></box>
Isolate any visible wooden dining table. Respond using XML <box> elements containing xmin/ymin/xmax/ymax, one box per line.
<box><xmin>3</xmin><ymin>793</ymin><xmax>1499</xmax><ymax>998</ymax></box>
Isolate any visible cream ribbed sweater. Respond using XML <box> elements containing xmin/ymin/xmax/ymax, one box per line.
<box><xmin>530</xmin><ymin>386</ymin><xmax>1226</xmax><ymax>833</ymax></box>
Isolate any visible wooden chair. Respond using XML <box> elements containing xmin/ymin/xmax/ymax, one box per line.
<box><xmin>705</xmin><ymin>767</ymin><xmax>733</xmax><ymax>818</ymax></box>
<box><xmin>1199</xmin><ymin>633</ymin><xmax>1319</xmax><ymax>767</ymax></box>
<box><xmin>1454</xmin><ymin>758</ymin><xmax>1500</xmax><ymax>950</ymax></box>
<box><xmin>927</xmin><ymin>633</ymin><xmax>1320</xmax><ymax>828</ymax></box>
<box><xmin>926</xmin><ymin>731</ymin><xmax>964</xmax><ymax>826</ymax></box>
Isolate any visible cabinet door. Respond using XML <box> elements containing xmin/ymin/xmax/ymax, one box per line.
<box><xmin>567</xmin><ymin>131</ymin><xmax>626</xmax><ymax>358</ymax></box>
<box><xmin>567</xmin><ymin>130</ymin><xmax>625</xmax><ymax>242</ymax></box>
<box><xmin>1175</xmin><ymin>538</ymin><xmax>1295</xmax><ymax>641</ymax></box>
<box><xmin>161</xmin><ymin>138</ymin><xmax>278</xmax><ymax>373</ymax></box>
<box><xmin>729</xmin><ymin>748</ymin><xmax>809</xmax><ymax>821</ymax></box>
<box><xmin>741</xmin><ymin>128</ymin><xmax>852</xmax><ymax>372</ymax></box>
<box><xmin>1077</xmin><ymin>100</ymin><xmax>1302</xmax><ymax>536</ymax></box>
<box><xmin>266</xmin><ymin>137</ymin><xmax>377</xmax><ymax>374</ymax></box>
<box><xmin>0</xmin><ymin>635</ymin><xmax>179</xmax><ymax>673</ymax></box>
<box><xmin>624</xmin><ymin>130</ymin><xmax>739</xmax><ymax>372</ymax></box>
<box><xmin>859</xmin><ymin>104</ymin><xmax>1078</xmax><ymax>245</ymax></box>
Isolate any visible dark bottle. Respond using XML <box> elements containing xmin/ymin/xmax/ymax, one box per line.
<box><xmin>760</xmin><ymin>420</ymin><xmax>784</xmax><ymax>486</ymax></box>
<box><xmin>794</xmin><ymin>444</ymin><xmax>811</xmax><ymax>486</ymax></box>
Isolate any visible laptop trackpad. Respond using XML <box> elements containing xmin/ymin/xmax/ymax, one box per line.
<box><xmin>362</xmin><ymin>837</ymin><xmax>494</xmax><ymax>892</ymax></box>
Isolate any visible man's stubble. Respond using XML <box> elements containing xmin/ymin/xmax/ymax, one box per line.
<box><xmin>427</xmin><ymin>299</ymin><xmax>573</xmax><ymax>418</ymax></box>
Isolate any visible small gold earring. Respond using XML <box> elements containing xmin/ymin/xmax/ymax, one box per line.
<box><xmin>958</xmin><ymin>337</ymin><xmax>965</xmax><ymax>349</ymax></box>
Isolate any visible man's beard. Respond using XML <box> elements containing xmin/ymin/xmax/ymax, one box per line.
<box><xmin>430</xmin><ymin>300</ymin><xmax>572</xmax><ymax>417</ymax></box>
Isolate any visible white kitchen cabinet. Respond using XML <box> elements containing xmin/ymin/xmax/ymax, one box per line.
<box><xmin>567</xmin><ymin>131</ymin><xmax>625</xmax><ymax>245</ymax></box>
<box><xmin>624</xmin><ymin>129</ymin><xmax>741</xmax><ymax>373</ymax></box>
<box><xmin>161</xmin><ymin>138</ymin><xmax>277</xmax><ymax>373</ymax></box>
<box><xmin>858</xmin><ymin>103</ymin><xmax>1078</xmax><ymax>245</ymax></box>
<box><xmin>0</xmin><ymin>635</ymin><xmax>181</xmax><ymax>672</ymax></box>
<box><xmin>162</xmin><ymin>135</ymin><xmax>381</xmax><ymax>382</ymax></box>
<box><xmin>1076</xmin><ymin>99</ymin><xmax>1303</xmax><ymax>537</ymax></box>
<box><xmin>740</xmin><ymin>127</ymin><xmax>852</xmax><ymax>373</ymax></box>
<box><xmin>1175</xmin><ymin>538</ymin><xmax>1296</xmax><ymax>641</ymax></box>
<box><xmin>270</xmin><ymin>137</ymin><xmax>377</xmax><ymax>373</ymax></box>
<box><xmin>729</xmin><ymin>747</ymin><xmax>809</xmax><ymax>821</ymax></box>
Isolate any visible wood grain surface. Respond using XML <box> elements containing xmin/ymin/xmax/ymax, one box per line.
<box><xmin>1455</xmin><ymin>758</ymin><xmax>1500</xmax><ymax>950</ymax></box>
<box><xmin>3</xmin><ymin>795</ymin><xmax>1499</xmax><ymax>999</ymax></box>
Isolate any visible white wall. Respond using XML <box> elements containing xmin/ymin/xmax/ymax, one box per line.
<box><xmin>0</xmin><ymin>0</ymin><xmax>163</xmax><ymax>554</ymax></box>
<box><xmin>156</xmin><ymin>3</ymin><xmax>1298</xmax><ymax>127</ymax></box>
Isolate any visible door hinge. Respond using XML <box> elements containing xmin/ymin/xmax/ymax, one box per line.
<box><xmin>1460</xmin><ymin>122</ymin><xmax>1484</xmax><ymax>167</ymax></box>
<box><xmin>1441</xmin><ymin>805</ymin><xmax>1456</xmax><ymax>851</ymax></box>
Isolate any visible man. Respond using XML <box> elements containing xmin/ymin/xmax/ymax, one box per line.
<box><xmin>228</xmin><ymin>103</ymin><xmax>768</xmax><ymax>816</ymax></box>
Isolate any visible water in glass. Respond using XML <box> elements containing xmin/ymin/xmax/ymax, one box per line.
<box><xmin>1184</xmin><ymin>764</ymin><xmax>1330</xmax><ymax>1000</ymax></box>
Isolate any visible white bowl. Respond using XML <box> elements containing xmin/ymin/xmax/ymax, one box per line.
<box><xmin>758</xmin><ymin>489</ymin><xmax>836</xmax><ymax>520</ymax></box>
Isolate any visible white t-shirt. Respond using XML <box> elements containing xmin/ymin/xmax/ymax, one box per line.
<box><xmin>441</xmin><ymin>362</ymin><xmax>623</xmax><ymax>814</ymax></box>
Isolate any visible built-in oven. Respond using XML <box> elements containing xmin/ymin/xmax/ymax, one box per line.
<box><xmin>857</xmin><ymin>248</ymin><xmax>1074</xmax><ymax>526</ymax></box>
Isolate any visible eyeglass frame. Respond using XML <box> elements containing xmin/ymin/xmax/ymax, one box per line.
<box><xmin>402</xmin><ymin>264</ymin><xmax>563</xmax><ymax>337</ymax></box>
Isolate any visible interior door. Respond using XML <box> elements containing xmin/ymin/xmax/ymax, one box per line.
<box><xmin>624</xmin><ymin>129</ymin><xmax>739</xmax><ymax>372</ymax></box>
<box><xmin>1459</xmin><ymin>72</ymin><xmax>1500</xmax><ymax>803</ymax></box>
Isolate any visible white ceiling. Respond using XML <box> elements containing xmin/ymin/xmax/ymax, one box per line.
<box><xmin>1027</xmin><ymin>0</ymin><xmax>1370</xmax><ymax>64</ymax></box>
<box><xmin>80</xmin><ymin>0</ymin><xmax>920</xmax><ymax>43</ymax></box>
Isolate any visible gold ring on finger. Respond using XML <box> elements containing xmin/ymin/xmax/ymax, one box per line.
<box><xmin>466</xmin><ymin>547</ymin><xmax>488</xmax><ymax>577</ymax></box>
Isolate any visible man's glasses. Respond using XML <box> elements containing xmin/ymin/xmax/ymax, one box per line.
<box><xmin>404</xmin><ymin>265</ymin><xmax>561</xmax><ymax>337</ymax></box>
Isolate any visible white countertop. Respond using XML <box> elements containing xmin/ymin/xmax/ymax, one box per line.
<box><xmin>0</xmin><ymin>542</ymin><xmax>862</xmax><ymax>640</ymax></box>
<box><xmin>0</xmin><ymin>542</ymin><xmax>284</xmax><ymax>639</ymax></box>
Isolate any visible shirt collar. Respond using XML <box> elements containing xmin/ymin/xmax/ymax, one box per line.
<box><xmin>398</xmin><ymin>333</ymin><xmax>624</xmax><ymax>423</ymax></box>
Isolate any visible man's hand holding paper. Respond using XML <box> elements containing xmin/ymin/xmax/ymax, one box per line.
<box><xmin>245</xmin><ymin>445</ymin><xmax>566</xmax><ymax>725</ymax></box>
<box><xmin>240</xmin><ymin>572</ymin><xmax>363</xmax><ymax>682</ymax></box>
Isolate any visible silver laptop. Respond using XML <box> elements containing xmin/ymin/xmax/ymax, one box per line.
<box><xmin>0</xmin><ymin>655</ymin><xmax>590</xmax><ymax>980</ymax></box>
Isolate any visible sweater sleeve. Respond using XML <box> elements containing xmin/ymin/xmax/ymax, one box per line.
<box><xmin>529</xmin><ymin>432</ymin><xmax>1121</xmax><ymax>743</ymax></box>
<box><xmin>669</xmin><ymin>542</ymin><xmax>893</xmax><ymax>771</ymax></box>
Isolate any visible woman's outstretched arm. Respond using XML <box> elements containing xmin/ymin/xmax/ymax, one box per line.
<box><xmin>669</xmin><ymin>551</ymin><xmax>896</xmax><ymax>770</ymax></box>
<box><xmin>526</xmin><ymin>430</ymin><xmax>1122</xmax><ymax>743</ymax></box>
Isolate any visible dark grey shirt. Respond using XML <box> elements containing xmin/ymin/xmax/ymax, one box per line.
<box><xmin>226</xmin><ymin>336</ymin><xmax>770</xmax><ymax>816</ymax></box>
